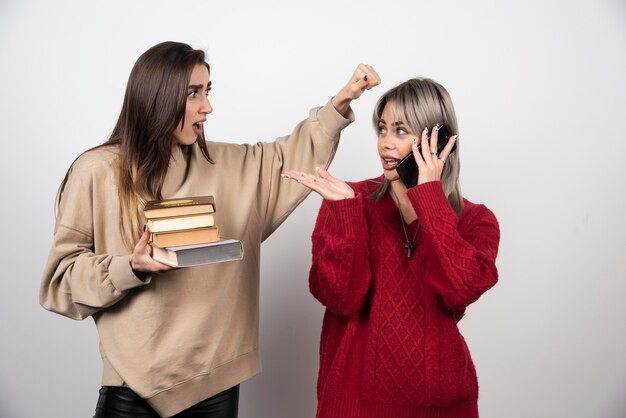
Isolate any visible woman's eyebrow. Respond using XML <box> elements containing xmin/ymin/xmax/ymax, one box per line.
<box><xmin>187</xmin><ymin>81</ymin><xmax>212</xmax><ymax>90</ymax></box>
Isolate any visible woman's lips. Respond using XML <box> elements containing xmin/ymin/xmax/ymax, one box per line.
<box><xmin>381</xmin><ymin>157</ymin><xmax>400</xmax><ymax>171</ymax></box>
<box><xmin>192</xmin><ymin>123</ymin><xmax>203</xmax><ymax>135</ymax></box>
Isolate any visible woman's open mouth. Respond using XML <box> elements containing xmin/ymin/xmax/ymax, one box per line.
<box><xmin>381</xmin><ymin>157</ymin><xmax>400</xmax><ymax>171</ymax></box>
<box><xmin>192</xmin><ymin>123</ymin><xmax>203</xmax><ymax>135</ymax></box>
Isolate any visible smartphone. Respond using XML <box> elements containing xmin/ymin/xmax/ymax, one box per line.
<box><xmin>395</xmin><ymin>124</ymin><xmax>456</xmax><ymax>188</ymax></box>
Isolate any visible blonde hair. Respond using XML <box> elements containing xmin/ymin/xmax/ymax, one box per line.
<box><xmin>370</xmin><ymin>78</ymin><xmax>463</xmax><ymax>214</ymax></box>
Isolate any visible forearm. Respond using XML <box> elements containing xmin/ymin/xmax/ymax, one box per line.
<box><xmin>309</xmin><ymin>196</ymin><xmax>371</xmax><ymax>317</ymax></box>
<box><xmin>40</xmin><ymin>226</ymin><xmax>149</xmax><ymax>319</ymax></box>
<box><xmin>409</xmin><ymin>182</ymin><xmax>500</xmax><ymax>311</ymax></box>
<box><xmin>256</xmin><ymin>100</ymin><xmax>354</xmax><ymax>239</ymax></box>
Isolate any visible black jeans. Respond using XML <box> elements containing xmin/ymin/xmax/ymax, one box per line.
<box><xmin>93</xmin><ymin>385</ymin><xmax>239</xmax><ymax>418</ymax></box>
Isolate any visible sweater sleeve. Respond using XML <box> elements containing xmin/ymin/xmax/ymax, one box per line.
<box><xmin>39</xmin><ymin>159</ymin><xmax>150</xmax><ymax>320</ymax></box>
<box><xmin>309</xmin><ymin>194</ymin><xmax>371</xmax><ymax>317</ymax></box>
<box><xmin>408</xmin><ymin>181</ymin><xmax>500</xmax><ymax>313</ymax></box>
<box><xmin>253</xmin><ymin>100</ymin><xmax>354</xmax><ymax>240</ymax></box>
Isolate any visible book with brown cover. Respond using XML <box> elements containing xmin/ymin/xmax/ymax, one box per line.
<box><xmin>152</xmin><ymin>239</ymin><xmax>244</xmax><ymax>267</ymax></box>
<box><xmin>146</xmin><ymin>213</ymin><xmax>215</xmax><ymax>233</ymax></box>
<box><xmin>151</xmin><ymin>226</ymin><xmax>220</xmax><ymax>248</ymax></box>
<box><xmin>144</xmin><ymin>195</ymin><xmax>215</xmax><ymax>219</ymax></box>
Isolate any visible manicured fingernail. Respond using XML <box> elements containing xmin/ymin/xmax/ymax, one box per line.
<box><xmin>364</xmin><ymin>75</ymin><xmax>368</xmax><ymax>81</ymax></box>
<box><xmin>452</xmin><ymin>135</ymin><xmax>458</xmax><ymax>141</ymax></box>
<box><xmin>434</xmin><ymin>123</ymin><xmax>440</xmax><ymax>131</ymax></box>
<box><xmin>413</xmin><ymin>138</ymin><xmax>417</xmax><ymax>147</ymax></box>
<box><xmin>424</xmin><ymin>127</ymin><xmax>429</xmax><ymax>136</ymax></box>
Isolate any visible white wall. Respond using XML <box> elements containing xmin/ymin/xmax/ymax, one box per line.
<box><xmin>1</xmin><ymin>0</ymin><xmax>625</xmax><ymax>417</ymax></box>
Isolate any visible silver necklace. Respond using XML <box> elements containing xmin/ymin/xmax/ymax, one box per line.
<box><xmin>399</xmin><ymin>209</ymin><xmax>420</xmax><ymax>258</ymax></box>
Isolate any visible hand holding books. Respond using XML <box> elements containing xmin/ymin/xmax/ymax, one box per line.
<box><xmin>130</xmin><ymin>229</ymin><xmax>175</xmax><ymax>274</ymax></box>
<box><xmin>143</xmin><ymin>195</ymin><xmax>243</xmax><ymax>268</ymax></box>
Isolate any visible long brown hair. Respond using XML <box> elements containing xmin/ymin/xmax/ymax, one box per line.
<box><xmin>369</xmin><ymin>78</ymin><xmax>463</xmax><ymax>214</ymax></box>
<box><xmin>57</xmin><ymin>41</ymin><xmax>214</xmax><ymax>248</ymax></box>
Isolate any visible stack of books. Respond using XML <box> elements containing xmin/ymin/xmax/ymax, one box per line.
<box><xmin>144</xmin><ymin>195</ymin><xmax>243</xmax><ymax>268</ymax></box>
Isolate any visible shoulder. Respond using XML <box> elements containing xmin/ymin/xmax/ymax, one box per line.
<box><xmin>347</xmin><ymin>175</ymin><xmax>384</xmax><ymax>197</ymax></box>
<box><xmin>57</xmin><ymin>146</ymin><xmax>120</xmax><ymax>225</ymax></box>
<box><xmin>459</xmin><ymin>197</ymin><xmax>499</xmax><ymax>229</ymax></box>
<box><xmin>198</xmin><ymin>140</ymin><xmax>251</xmax><ymax>159</ymax></box>
<box><xmin>71</xmin><ymin>145</ymin><xmax>119</xmax><ymax>176</ymax></box>
<box><xmin>62</xmin><ymin>145</ymin><xmax>120</xmax><ymax>196</ymax></box>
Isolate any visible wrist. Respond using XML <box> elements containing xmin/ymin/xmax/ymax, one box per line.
<box><xmin>130</xmin><ymin>259</ymin><xmax>150</xmax><ymax>282</ymax></box>
<box><xmin>331</xmin><ymin>90</ymin><xmax>351</xmax><ymax>116</ymax></box>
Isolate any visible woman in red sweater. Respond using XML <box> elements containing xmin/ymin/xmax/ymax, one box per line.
<box><xmin>283</xmin><ymin>78</ymin><xmax>500</xmax><ymax>418</ymax></box>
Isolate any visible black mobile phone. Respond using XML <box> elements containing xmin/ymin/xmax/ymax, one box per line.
<box><xmin>395</xmin><ymin>124</ymin><xmax>456</xmax><ymax>188</ymax></box>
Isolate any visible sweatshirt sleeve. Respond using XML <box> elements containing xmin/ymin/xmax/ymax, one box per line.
<box><xmin>253</xmin><ymin>100</ymin><xmax>354</xmax><ymax>240</ymax></box>
<box><xmin>309</xmin><ymin>194</ymin><xmax>371</xmax><ymax>317</ymax></box>
<box><xmin>39</xmin><ymin>159</ymin><xmax>151</xmax><ymax>320</ymax></box>
<box><xmin>408</xmin><ymin>181</ymin><xmax>500</xmax><ymax>313</ymax></box>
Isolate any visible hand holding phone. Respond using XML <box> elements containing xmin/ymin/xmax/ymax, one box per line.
<box><xmin>395</xmin><ymin>124</ymin><xmax>456</xmax><ymax>188</ymax></box>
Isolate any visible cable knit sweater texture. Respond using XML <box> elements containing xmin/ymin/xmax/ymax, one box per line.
<box><xmin>310</xmin><ymin>178</ymin><xmax>500</xmax><ymax>418</ymax></box>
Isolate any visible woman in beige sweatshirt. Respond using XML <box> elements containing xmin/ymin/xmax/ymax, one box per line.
<box><xmin>39</xmin><ymin>41</ymin><xmax>379</xmax><ymax>418</ymax></box>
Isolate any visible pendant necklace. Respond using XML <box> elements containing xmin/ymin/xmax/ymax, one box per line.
<box><xmin>399</xmin><ymin>209</ymin><xmax>420</xmax><ymax>258</ymax></box>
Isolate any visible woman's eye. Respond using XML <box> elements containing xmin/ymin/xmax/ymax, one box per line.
<box><xmin>377</xmin><ymin>126</ymin><xmax>387</xmax><ymax>135</ymax></box>
<box><xmin>397</xmin><ymin>128</ymin><xmax>408</xmax><ymax>135</ymax></box>
<box><xmin>188</xmin><ymin>90</ymin><xmax>198</xmax><ymax>98</ymax></box>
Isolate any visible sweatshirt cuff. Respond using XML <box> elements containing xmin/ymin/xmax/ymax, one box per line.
<box><xmin>316</xmin><ymin>99</ymin><xmax>355</xmax><ymax>138</ymax></box>
<box><xmin>109</xmin><ymin>255</ymin><xmax>152</xmax><ymax>291</ymax></box>
<box><xmin>321</xmin><ymin>194</ymin><xmax>364</xmax><ymax>235</ymax></box>
<box><xmin>408</xmin><ymin>181</ymin><xmax>457</xmax><ymax>221</ymax></box>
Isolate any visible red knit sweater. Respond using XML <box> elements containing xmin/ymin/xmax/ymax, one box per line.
<box><xmin>309</xmin><ymin>179</ymin><xmax>500</xmax><ymax>418</ymax></box>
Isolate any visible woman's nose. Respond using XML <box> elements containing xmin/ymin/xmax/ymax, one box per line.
<box><xmin>380</xmin><ymin>133</ymin><xmax>395</xmax><ymax>149</ymax></box>
<box><xmin>201</xmin><ymin>96</ymin><xmax>213</xmax><ymax>115</ymax></box>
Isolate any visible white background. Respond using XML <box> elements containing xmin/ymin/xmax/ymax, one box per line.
<box><xmin>1</xmin><ymin>0</ymin><xmax>625</xmax><ymax>417</ymax></box>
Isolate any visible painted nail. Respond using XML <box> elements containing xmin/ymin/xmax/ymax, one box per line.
<box><xmin>364</xmin><ymin>75</ymin><xmax>368</xmax><ymax>81</ymax></box>
<box><xmin>424</xmin><ymin>127</ymin><xmax>429</xmax><ymax>136</ymax></box>
<box><xmin>413</xmin><ymin>139</ymin><xmax>417</xmax><ymax>146</ymax></box>
<box><xmin>434</xmin><ymin>123</ymin><xmax>440</xmax><ymax>131</ymax></box>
